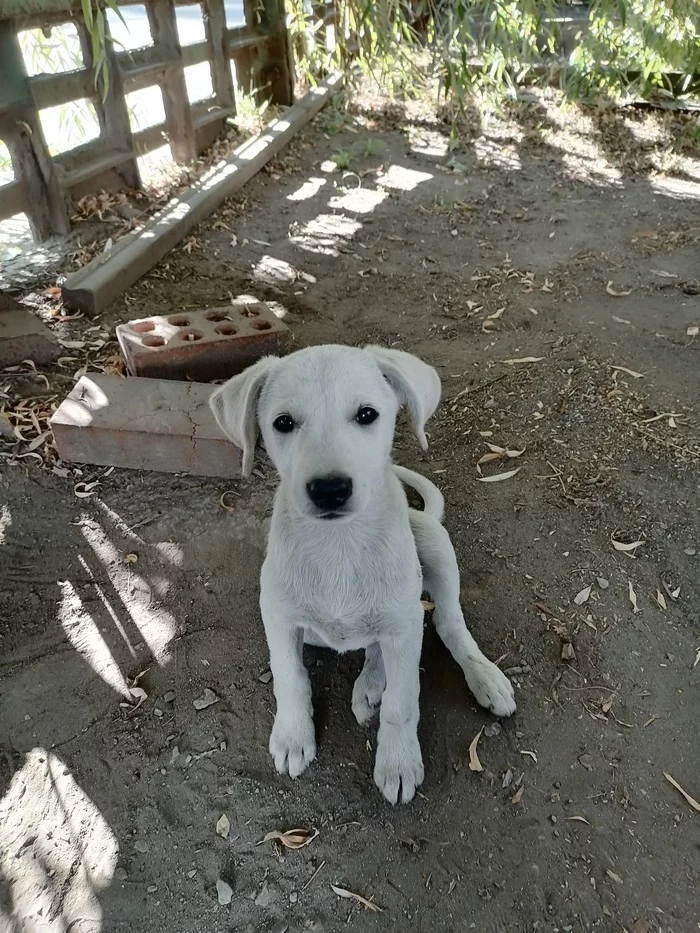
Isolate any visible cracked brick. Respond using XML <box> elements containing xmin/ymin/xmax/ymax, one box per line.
<box><xmin>51</xmin><ymin>374</ymin><xmax>241</xmax><ymax>477</ymax></box>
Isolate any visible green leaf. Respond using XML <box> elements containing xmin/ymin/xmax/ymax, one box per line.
<box><xmin>80</xmin><ymin>0</ymin><xmax>94</xmax><ymax>30</ymax></box>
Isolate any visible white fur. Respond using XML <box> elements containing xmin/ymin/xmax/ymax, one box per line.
<box><xmin>210</xmin><ymin>345</ymin><xmax>516</xmax><ymax>804</ymax></box>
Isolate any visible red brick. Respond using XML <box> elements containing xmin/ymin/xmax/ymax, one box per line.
<box><xmin>116</xmin><ymin>300</ymin><xmax>290</xmax><ymax>381</ymax></box>
<box><xmin>0</xmin><ymin>307</ymin><xmax>61</xmax><ymax>368</ymax></box>
<box><xmin>51</xmin><ymin>374</ymin><xmax>241</xmax><ymax>477</ymax></box>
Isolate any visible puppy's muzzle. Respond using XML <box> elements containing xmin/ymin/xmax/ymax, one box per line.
<box><xmin>306</xmin><ymin>475</ymin><xmax>353</xmax><ymax>517</ymax></box>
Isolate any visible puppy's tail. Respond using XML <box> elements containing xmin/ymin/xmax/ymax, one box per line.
<box><xmin>392</xmin><ymin>465</ymin><xmax>445</xmax><ymax>523</ymax></box>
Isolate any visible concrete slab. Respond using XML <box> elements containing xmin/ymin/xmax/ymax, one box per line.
<box><xmin>51</xmin><ymin>373</ymin><xmax>241</xmax><ymax>477</ymax></box>
<box><xmin>0</xmin><ymin>305</ymin><xmax>61</xmax><ymax>368</ymax></box>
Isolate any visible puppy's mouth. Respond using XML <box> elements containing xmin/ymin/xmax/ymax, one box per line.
<box><xmin>317</xmin><ymin>509</ymin><xmax>351</xmax><ymax>521</ymax></box>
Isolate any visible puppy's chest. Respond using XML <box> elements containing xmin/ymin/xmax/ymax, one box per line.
<box><xmin>280</xmin><ymin>537</ymin><xmax>421</xmax><ymax>649</ymax></box>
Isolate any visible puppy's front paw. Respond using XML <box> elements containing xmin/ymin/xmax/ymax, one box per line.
<box><xmin>374</xmin><ymin>723</ymin><xmax>424</xmax><ymax>804</ymax></box>
<box><xmin>465</xmin><ymin>656</ymin><xmax>516</xmax><ymax>717</ymax></box>
<box><xmin>269</xmin><ymin>714</ymin><xmax>316</xmax><ymax>778</ymax></box>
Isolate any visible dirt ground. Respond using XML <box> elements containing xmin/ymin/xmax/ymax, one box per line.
<box><xmin>1</xmin><ymin>87</ymin><xmax>700</xmax><ymax>933</ymax></box>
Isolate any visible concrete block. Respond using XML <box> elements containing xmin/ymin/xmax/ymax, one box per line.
<box><xmin>116</xmin><ymin>300</ymin><xmax>290</xmax><ymax>381</ymax></box>
<box><xmin>51</xmin><ymin>374</ymin><xmax>241</xmax><ymax>477</ymax></box>
<box><xmin>0</xmin><ymin>306</ymin><xmax>61</xmax><ymax>368</ymax></box>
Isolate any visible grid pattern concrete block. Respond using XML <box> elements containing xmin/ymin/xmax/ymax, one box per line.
<box><xmin>51</xmin><ymin>373</ymin><xmax>241</xmax><ymax>478</ymax></box>
<box><xmin>116</xmin><ymin>300</ymin><xmax>290</xmax><ymax>380</ymax></box>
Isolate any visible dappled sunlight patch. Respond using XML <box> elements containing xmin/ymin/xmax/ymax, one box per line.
<box><xmin>0</xmin><ymin>504</ymin><xmax>11</xmax><ymax>545</ymax></box>
<box><xmin>560</xmin><ymin>151</ymin><xmax>623</xmax><ymax>185</ymax></box>
<box><xmin>651</xmin><ymin>176</ymin><xmax>700</xmax><ymax>201</ymax></box>
<box><xmin>474</xmin><ymin>137</ymin><xmax>522</xmax><ymax>171</ymax></box>
<box><xmin>407</xmin><ymin>127</ymin><xmax>450</xmax><ymax>158</ymax></box>
<box><xmin>290</xmin><ymin>213</ymin><xmax>362</xmax><ymax>256</ymax></box>
<box><xmin>287</xmin><ymin>176</ymin><xmax>327</xmax><ymax>201</ymax></box>
<box><xmin>376</xmin><ymin>164</ymin><xmax>433</xmax><ymax>191</ymax></box>
<box><xmin>327</xmin><ymin>185</ymin><xmax>388</xmax><ymax>214</ymax></box>
<box><xmin>0</xmin><ymin>749</ymin><xmax>118</xmax><ymax>931</ymax></box>
<box><xmin>80</xmin><ymin>517</ymin><xmax>177</xmax><ymax>667</ymax></box>
<box><xmin>253</xmin><ymin>254</ymin><xmax>317</xmax><ymax>287</ymax></box>
<box><xmin>58</xmin><ymin>577</ymin><xmax>132</xmax><ymax>697</ymax></box>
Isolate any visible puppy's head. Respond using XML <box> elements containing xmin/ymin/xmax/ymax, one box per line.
<box><xmin>210</xmin><ymin>344</ymin><xmax>440</xmax><ymax>522</ymax></box>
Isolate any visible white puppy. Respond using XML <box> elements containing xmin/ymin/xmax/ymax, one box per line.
<box><xmin>210</xmin><ymin>345</ymin><xmax>515</xmax><ymax>804</ymax></box>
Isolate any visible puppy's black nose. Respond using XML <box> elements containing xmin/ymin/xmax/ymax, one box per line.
<box><xmin>307</xmin><ymin>476</ymin><xmax>353</xmax><ymax>511</ymax></box>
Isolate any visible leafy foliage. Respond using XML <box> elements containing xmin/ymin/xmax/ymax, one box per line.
<box><xmin>287</xmin><ymin>0</ymin><xmax>700</xmax><ymax>104</ymax></box>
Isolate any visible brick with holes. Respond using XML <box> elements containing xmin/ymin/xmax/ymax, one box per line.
<box><xmin>116</xmin><ymin>300</ymin><xmax>290</xmax><ymax>381</ymax></box>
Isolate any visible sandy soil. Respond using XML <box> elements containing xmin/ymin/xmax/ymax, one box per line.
<box><xmin>1</xmin><ymin>88</ymin><xmax>699</xmax><ymax>933</ymax></box>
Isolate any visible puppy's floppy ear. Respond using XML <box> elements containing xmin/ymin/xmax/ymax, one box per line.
<box><xmin>365</xmin><ymin>346</ymin><xmax>441</xmax><ymax>450</ymax></box>
<box><xmin>209</xmin><ymin>356</ymin><xmax>278</xmax><ymax>476</ymax></box>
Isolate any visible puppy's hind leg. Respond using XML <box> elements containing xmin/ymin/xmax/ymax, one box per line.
<box><xmin>409</xmin><ymin>510</ymin><xmax>516</xmax><ymax>717</ymax></box>
<box><xmin>352</xmin><ymin>643</ymin><xmax>386</xmax><ymax>725</ymax></box>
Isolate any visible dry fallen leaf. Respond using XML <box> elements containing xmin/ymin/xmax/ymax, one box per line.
<box><xmin>611</xmin><ymin>535</ymin><xmax>645</xmax><ymax>555</ymax></box>
<box><xmin>421</xmin><ymin>599</ymin><xmax>435</xmax><ymax>611</ymax></box>
<box><xmin>606</xmin><ymin>282</ymin><xmax>632</xmax><ymax>297</ymax></box>
<box><xmin>468</xmin><ymin>727</ymin><xmax>484</xmax><ymax>772</ymax></box>
<box><xmin>219</xmin><ymin>491</ymin><xmax>237</xmax><ymax>513</ymax></box>
<box><xmin>74</xmin><ymin>481</ymin><xmax>100</xmax><ymax>499</ymax></box>
<box><xmin>259</xmin><ymin>828</ymin><xmax>318</xmax><ymax>849</ymax></box>
<box><xmin>566</xmin><ymin>815</ymin><xmax>591</xmax><ymax>825</ymax></box>
<box><xmin>628</xmin><ymin>581</ymin><xmax>640</xmax><ymax>614</ymax></box>
<box><xmin>561</xmin><ymin>642</ymin><xmax>576</xmax><ymax>662</ymax></box>
<box><xmin>511</xmin><ymin>785</ymin><xmax>524</xmax><ymax>805</ymax></box>
<box><xmin>611</xmin><ymin>365</ymin><xmax>644</xmax><ymax>379</ymax></box>
<box><xmin>330</xmin><ymin>884</ymin><xmax>383</xmax><ymax>913</ymax></box>
<box><xmin>574</xmin><ymin>585</ymin><xmax>592</xmax><ymax>606</ymax></box>
<box><xmin>663</xmin><ymin>772</ymin><xmax>700</xmax><ymax>812</ymax></box>
<box><xmin>655</xmin><ymin>590</ymin><xmax>667</xmax><ymax>610</ymax></box>
<box><xmin>477</xmin><ymin>467</ymin><xmax>522</xmax><ymax>483</ymax></box>
<box><xmin>502</xmin><ymin>357</ymin><xmax>543</xmax><ymax>365</ymax></box>
<box><xmin>216</xmin><ymin>813</ymin><xmax>230</xmax><ymax>839</ymax></box>
<box><xmin>122</xmin><ymin>685</ymin><xmax>147</xmax><ymax>711</ymax></box>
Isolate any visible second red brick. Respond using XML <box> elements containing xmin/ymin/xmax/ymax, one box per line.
<box><xmin>116</xmin><ymin>300</ymin><xmax>290</xmax><ymax>381</ymax></box>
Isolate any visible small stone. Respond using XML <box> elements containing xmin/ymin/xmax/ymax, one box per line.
<box><xmin>134</xmin><ymin>840</ymin><xmax>149</xmax><ymax>853</ymax></box>
<box><xmin>550</xmin><ymin>815</ymin><xmax>557</xmax><ymax>824</ymax></box>
<box><xmin>289</xmin><ymin>891</ymin><xmax>298</xmax><ymax>904</ymax></box>
<box><xmin>484</xmin><ymin>722</ymin><xmax>502</xmax><ymax>738</ymax></box>
<box><xmin>163</xmin><ymin>691</ymin><xmax>176</xmax><ymax>703</ymax></box>
<box><xmin>169</xmin><ymin>746</ymin><xmax>180</xmax><ymax>765</ymax></box>
<box><xmin>271</xmin><ymin>922</ymin><xmax>289</xmax><ymax>933</ymax></box>
<box><xmin>217</xmin><ymin>879</ymin><xmax>233</xmax><ymax>906</ymax></box>
<box><xmin>193</xmin><ymin>688</ymin><xmax>219</xmax><ymax>710</ymax></box>
<box><xmin>515</xmin><ymin>731</ymin><xmax>524</xmax><ymax>739</ymax></box>
<box><xmin>115</xmin><ymin>867</ymin><xmax>128</xmax><ymax>881</ymax></box>
<box><xmin>596</xmin><ymin>577</ymin><xmax>609</xmax><ymax>590</ymax></box>
<box><xmin>578</xmin><ymin>754</ymin><xmax>594</xmax><ymax>772</ymax></box>
<box><xmin>187</xmin><ymin>869</ymin><xmax>197</xmax><ymax>879</ymax></box>
<box><xmin>255</xmin><ymin>880</ymin><xmax>272</xmax><ymax>908</ymax></box>
<box><xmin>483</xmin><ymin>397</ymin><xmax>497</xmax><ymax>410</ymax></box>
<box><xmin>258</xmin><ymin>671</ymin><xmax>273</xmax><ymax>684</ymax></box>
<box><xmin>684</xmin><ymin>547</ymin><xmax>696</xmax><ymax>556</ymax></box>
<box><xmin>154</xmin><ymin>707</ymin><xmax>163</xmax><ymax>718</ymax></box>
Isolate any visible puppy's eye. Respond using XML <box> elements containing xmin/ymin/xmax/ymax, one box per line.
<box><xmin>356</xmin><ymin>406</ymin><xmax>378</xmax><ymax>426</ymax></box>
<box><xmin>273</xmin><ymin>414</ymin><xmax>295</xmax><ymax>433</ymax></box>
